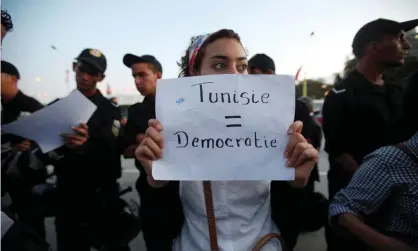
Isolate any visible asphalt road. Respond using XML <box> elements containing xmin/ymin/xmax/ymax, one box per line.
<box><xmin>45</xmin><ymin>149</ymin><xmax>330</xmax><ymax>251</ymax></box>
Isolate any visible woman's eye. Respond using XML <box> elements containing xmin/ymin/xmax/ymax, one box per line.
<box><xmin>238</xmin><ymin>64</ymin><xmax>248</xmax><ymax>72</ymax></box>
<box><xmin>214</xmin><ymin>62</ymin><xmax>226</xmax><ymax>69</ymax></box>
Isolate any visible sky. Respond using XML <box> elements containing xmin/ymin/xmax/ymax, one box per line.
<box><xmin>1</xmin><ymin>0</ymin><xmax>417</xmax><ymax>103</ymax></box>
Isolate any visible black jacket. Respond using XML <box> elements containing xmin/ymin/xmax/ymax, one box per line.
<box><xmin>52</xmin><ymin>90</ymin><xmax>122</xmax><ymax>211</ymax></box>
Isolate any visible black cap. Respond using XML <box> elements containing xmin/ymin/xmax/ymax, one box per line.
<box><xmin>1</xmin><ymin>10</ymin><xmax>13</xmax><ymax>31</ymax></box>
<box><xmin>1</xmin><ymin>60</ymin><xmax>20</xmax><ymax>79</ymax></box>
<box><xmin>123</xmin><ymin>54</ymin><xmax>163</xmax><ymax>73</ymax></box>
<box><xmin>75</xmin><ymin>48</ymin><xmax>107</xmax><ymax>73</ymax></box>
<box><xmin>352</xmin><ymin>18</ymin><xmax>418</xmax><ymax>58</ymax></box>
<box><xmin>248</xmin><ymin>53</ymin><xmax>276</xmax><ymax>73</ymax></box>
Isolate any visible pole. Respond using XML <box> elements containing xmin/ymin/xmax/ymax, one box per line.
<box><xmin>303</xmin><ymin>74</ymin><xmax>308</xmax><ymax>97</ymax></box>
<box><xmin>301</xmin><ymin>32</ymin><xmax>315</xmax><ymax>97</ymax></box>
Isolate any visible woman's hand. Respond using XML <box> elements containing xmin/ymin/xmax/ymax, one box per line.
<box><xmin>135</xmin><ymin>119</ymin><xmax>168</xmax><ymax>188</ymax></box>
<box><xmin>284</xmin><ymin>121</ymin><xmax>318</xmax><ymax>188</ymax></box>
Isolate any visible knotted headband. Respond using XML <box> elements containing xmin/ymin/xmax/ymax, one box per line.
<box><xmin>188</xmin><ymin>33</ymin><xmax>211</xmax><ymax>75</ymax></box>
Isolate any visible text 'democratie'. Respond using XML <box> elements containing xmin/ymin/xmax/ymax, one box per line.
<box><xmin>153</xmin><ymin>74</ymin><xmax>295</xmax><ymax>180</ymax></box>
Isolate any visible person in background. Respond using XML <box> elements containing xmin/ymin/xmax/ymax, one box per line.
<box><xmin>120</xmin><ymin>53</ymin><xmax>164</xmax><ymax>251</ymax></box>
<box><xmin>52</xmin><ymin>48</ymin><xmax>127</xmax><ymax>251</ymax></box>
<box><xmin>248</xmin><ymin>53</ymin><xmax>323</xmax><ymax>250</ymax></box>
<box><xmin>1</xmin><ymin>10</ymin><xmax>13</xmax><ymax>44</ymax></box>
<box><xmin>1</xmin><ymin>60</ymin><xmax>46</xmax><ymax>238</ymax></box>
<box><xmin>135</xmin><ymin>29</ymin><xmax>318</xmax><ymax>251</ymax></box>
<box><xmin>329</xmin><ymin>72</ymin><xmax>418</xmax><ymax>251</ymax></box>
<box><xmin>322</xmin><ymin>18</ymin><xmax>418</xmax><ymax>251</ymax></box>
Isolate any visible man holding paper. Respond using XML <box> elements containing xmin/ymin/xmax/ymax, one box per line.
<box><xmin>52</xmin><ymin>48</ymin><xmax>128</xmax><ymax>251</ymax></box>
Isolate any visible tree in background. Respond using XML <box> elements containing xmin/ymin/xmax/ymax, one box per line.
<box><xmin>296</xmin><ymin>79</ymin><xmax>331</xmax><ymax>99</ymax></box>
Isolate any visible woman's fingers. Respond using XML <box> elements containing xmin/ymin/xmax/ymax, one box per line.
<box><xmin>287</xmin><ymin>142</ymin><xmax>311</xmax><ymax>167</ymax></box>
<box><xmin>284</xmin><ymin>132</ymin><xmax>307</xmax><ymax>159</ymax></box>
<box><xmin>294</xmin><ymin>148</ymin><xmax>318</xmax><ymax>168</ymax></box>
<box><xmin>145</xmin><ymin>126</ymin><xmax>164</xmax><ymax>149</ymax></box>
<box><xmin>148</xmin><ymin>119</ymin><xmax>163</xmax><ymax>132</ymax></box>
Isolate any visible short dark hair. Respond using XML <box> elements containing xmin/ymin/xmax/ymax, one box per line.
<box><xmin>248</xmin><ymin>53</ymin><xmax>276</xmax><ymax>73</ymax></box>
<box><xmin>1</xmin><ymin>60</ymin><xmax>20</xmax><ymax>79</ymax></box>
<box><xmin>178</xmin><ymin>29</ymin><xmax>242</xmax><ymax>77</ymax></box>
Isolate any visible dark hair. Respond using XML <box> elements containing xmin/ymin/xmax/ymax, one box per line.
<box><xmin>177</xmin><ymin>29</ymin><xmax>241</xmax><ymax>77</ymax></box>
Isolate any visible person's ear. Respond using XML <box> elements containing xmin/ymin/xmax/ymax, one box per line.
<box><xmin>97</xmin><ymin>73</ymin><xmax>105</xmax><ymax>82</ymax></box>
<box><xmin>157</xmin><ymin>72</ymin><xmax>162</xmax><ymax>79</ymax></box>
<box><xmin>267</xmin><ymin>69</ymin><xmax>274</xmax><ymax>75</ymax></box>
<box><xmin>11</xmin><ymin>75</ymin><xmax>18</xmax><ymax>85</ymax></box>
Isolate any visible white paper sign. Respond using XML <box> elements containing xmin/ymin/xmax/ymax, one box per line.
<box><xmin>153</xmin><ymin>74</ymin><xmax>295</xmax><ymax>180</ymax></box>
<box><xmin>1</xmin><ymin>90</ymin><xmax>97</xmax><ymax>153</ymax></box>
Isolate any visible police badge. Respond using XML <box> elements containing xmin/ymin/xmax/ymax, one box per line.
<box><xmin>112</xmin><ymin>120</ymin><xmax>121</xmax><ymax>137</ymax></box>
<box><xmin>89</xmin><ymin>49</ymin><xmax>102</xmax><ymax>57</ymax></box>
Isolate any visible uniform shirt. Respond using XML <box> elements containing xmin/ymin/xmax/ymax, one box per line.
<box><xmin>322</xmin><ymin>70</ymin><xmax>405</xmax><ymax>165</ymax></box>
<box><xmin>53</xmin><ymin>90</ymin><xmax>122</xmax><ymax>212</ymax></box>
<box><xmin>173</xmin><ymin>181</ymin><xmax>281</xmax><ymax>251</ymax></box>
<box><xmin>322</xmin><ymin>70</ymin><xmax>405</xmax><ymax>195</ymax></box>
<box><xmin>329</xmin><ymin>132</ymin><xmax>418</xmax><ymax>248</ymax></box>
<box><xmin>1</xmin><ymin>90</ymin><xmax>44</xmax><ymax>125</ymax></box>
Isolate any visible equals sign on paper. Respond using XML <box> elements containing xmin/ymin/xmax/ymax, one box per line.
<box><xmin>225</xmin><ymin>115</ymin><xmax>242</xmax><ymax>128</ymax></box>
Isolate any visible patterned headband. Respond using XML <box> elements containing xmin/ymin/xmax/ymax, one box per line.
<box><xmin>188</xmin><ymin>33</ymin><xmax>211</xmax><ymax>75</ymax></box>
<box><xmin>1</xmin><ymin>10</ymin><xmax>13</xmax><ymax>31</ymax></box>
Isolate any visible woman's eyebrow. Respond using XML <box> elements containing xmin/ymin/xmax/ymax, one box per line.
<box><xmin>210</xmin><ymin>55</ymin><xmax>247</xmax><ymax>61</ymax></box>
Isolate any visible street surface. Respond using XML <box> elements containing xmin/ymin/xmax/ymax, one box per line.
<box><xmin>45</xmin><ymin>149</ymin><xmax>330</xmax><ymax>251</ymax></box>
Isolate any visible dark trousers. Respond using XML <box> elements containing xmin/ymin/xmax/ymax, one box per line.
<box><xmin>9</xmin><ymin>184</ymin><xmax>46</xmax><ymax>240</ymax></box>
<box><xmin>136</xmin><ymin>177</ymin><xmax>173</xmax><ymax>251</ymax></box>
<box><xmin>55</xmin><ymin>215</ymin><xmax>130</xmax><ymax>251</ymax></box>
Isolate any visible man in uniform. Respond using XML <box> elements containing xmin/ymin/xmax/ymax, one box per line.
<box><xmin>248</xmin><ymin>53</ymin><xmax>323</xmax><ymax>251</ymax></box>
<box><xmin>121</xmin><ymin>53</ymin><xmax>170</xmax><ymax>250</ymax></box>
<box><xmin>322</xmin><ymin>18</ymin><xmax>418</xmax><ymax>251</ymax></box>
<box><xmin>53</xmin><ymin>48</ymin><xmax>127</xmax><ymax>251</ymax></box>
<box><xmin>1</xmin><ymin>61</ymin><xmax>46</xmax><ymax>236</ymax></box>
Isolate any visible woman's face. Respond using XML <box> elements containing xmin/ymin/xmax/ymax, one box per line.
<box><xmin>198</xmin><ymin>38</ymin><xmax>248</xmax><ymax>76</ymax></box>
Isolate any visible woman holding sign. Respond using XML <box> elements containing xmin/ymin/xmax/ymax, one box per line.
<box><xmin>135</xmin><ymin>29</ymin><xmax>318</xmax><ymax>251</ymax></box>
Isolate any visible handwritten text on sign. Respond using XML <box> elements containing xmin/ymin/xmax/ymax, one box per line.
<box><xmin>153</xmin><ymin>74</ymin><xmax>295</xmax><ymax>180</ymax></box>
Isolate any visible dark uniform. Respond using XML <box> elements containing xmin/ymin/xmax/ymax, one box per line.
<box><xmin>52</xmin><ymin>89</ymin><xmax>125</xmax><ymax>251</ymax></box>
<box><xmin>322</xmin><ymin>70</ymin><xmax>405</xmax><ymax>250</ymax></box>
<box><xmin>1</xmin><ymin>61</ymin><xmax>45</xmax><ymax>238</ymax></box>
<box><xmin>122</xmin><ymin>95</ymin><xmax>165</xmax><ymax>250</ymax></box>
<box><xmin>270</xmin><ymin>100</ymin><xmax>324</xmax><ymax>251</ymax></box>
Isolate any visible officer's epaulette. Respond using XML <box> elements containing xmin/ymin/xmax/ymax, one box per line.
<box><xmin>331</xmin><ymin>87</ymin><xmax>347</xmax><ymax>95</ymax></box>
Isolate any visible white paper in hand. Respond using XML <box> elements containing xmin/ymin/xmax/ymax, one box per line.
<box><xmin>1</xmin><ymin>90</ymin><xmax>97</xmax><ymax>153</ymax></box>
<box><xmin>153</xmin><ymin>74</ymin><xmax>295</xmax><ymax>181</ymax></box>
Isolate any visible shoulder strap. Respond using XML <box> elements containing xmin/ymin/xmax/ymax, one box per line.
<box><xmin>203</xmin><ymin>181</ymin><xmax>288</xmax><ymax>251</ymax></box>
<box><xmin>203</xmin><ymin>181</ymin><xmax>219</xmax><ymax>251</ymax></box>
<box><xmin>394</xmin><ymin>143</ymin><xmax>418</xmax><ymax>165</ymax></box>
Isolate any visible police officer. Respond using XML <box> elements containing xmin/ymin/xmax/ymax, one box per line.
<box><xmin>1</xmin><ymin>60</ymin><xmax>46</xmax><ymax>237</ymax></box>
<box><xmin>248</xmin><ymin>53</ymin><xmax>322</xmax><ymax>251</ymax></box>
<box><xmin>1</xmin><ymin>61</ymin><xmax>44</xmax><ymax>125</ymax></box>
<box><xmin>121</xmin><ymin>53</ymin><xmax>167</xmax><ymax>250</ymax></box>
<box><xmin>53</xmin><ymin>48</ymin><xmax>127</xmax><ymax>251</ymax></box>
<box><xmin>322</xmin><ymin>18</ymin><xmax>418</xmax><ymax>251</ymax></box>
<box><xmin>1</xmin><ymin>9</ymin><xmax>13</xmax><ymax>44</ymax></box>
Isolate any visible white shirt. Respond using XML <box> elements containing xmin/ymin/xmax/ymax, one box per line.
<box><xmin>173</xmin><ymin>180</ymin><xmax>282</xmax><ymax>251</ymax></box>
